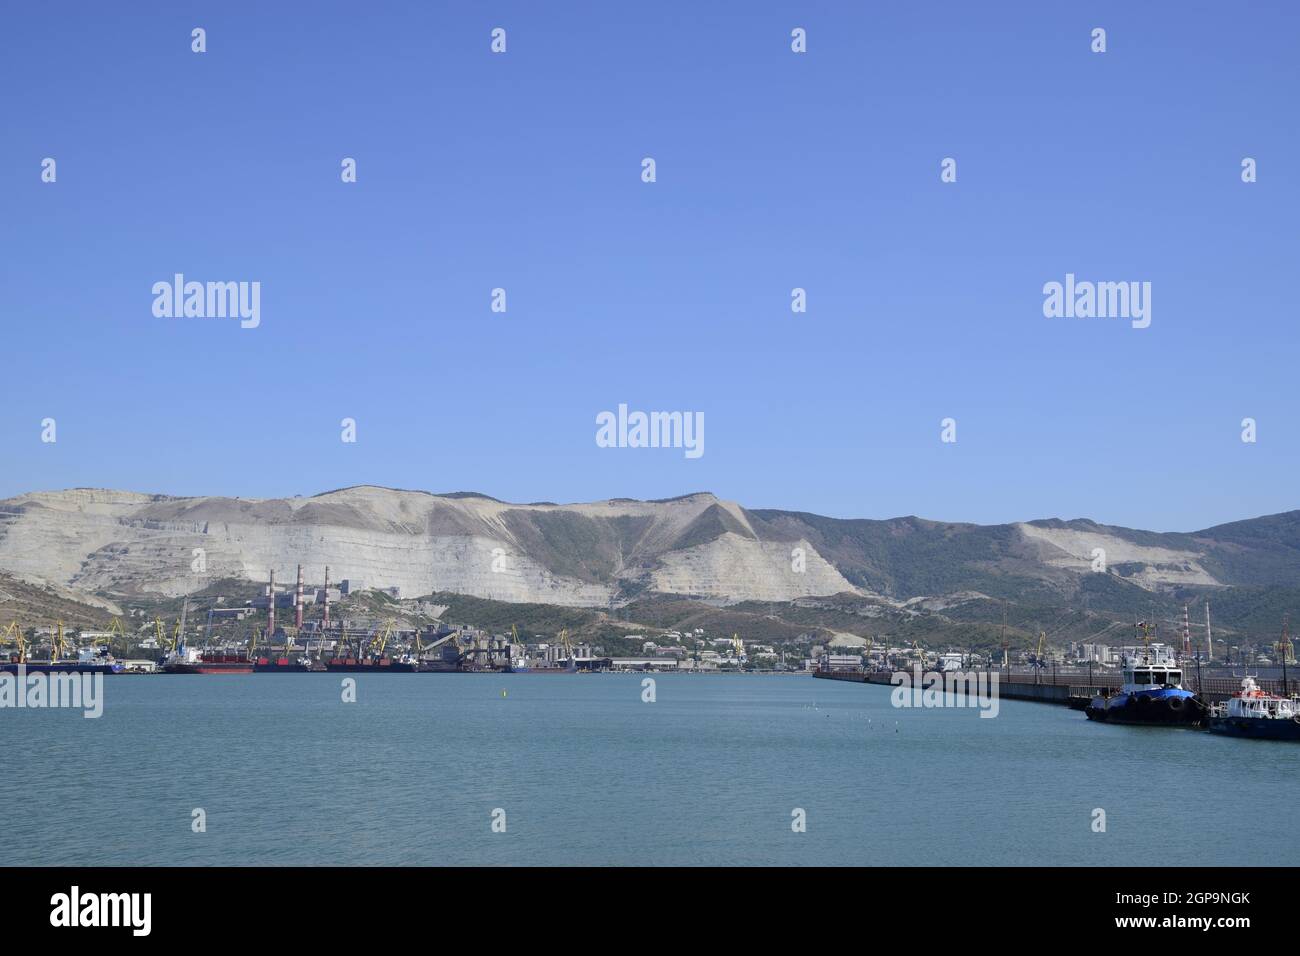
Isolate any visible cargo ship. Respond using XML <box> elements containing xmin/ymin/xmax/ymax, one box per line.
<box><xmin>1085</xmin><ymin>632</ymin><xmax>1205</xmax><ymax>726</ymax></box>
<box><xmin>253</xmin><ymin>656</ymin><xmax>320</xmax><ymax>673</ymax></box>
<box><xmin>324</xmin><ymin>655</ymin><xmax>418</xmax><ymax>673</ymax></box>
<box><xmin>417</xmin><ymin>659</ymin><xmax>463</xmax><ymax>673</ymax></box>
<box><xmin>163</xmin><ymin>647</ymin><xmax>254</xmax><ymax>674</ymax></box>
<box><xmin>2</xmin><ymin>622</ymin><xmax>124</xmax><ymax>675</ymax></box>
<box><xmin>2</xmin><ymin>646</ymin><xmax>124</xmax><ymax>676</ymax></box>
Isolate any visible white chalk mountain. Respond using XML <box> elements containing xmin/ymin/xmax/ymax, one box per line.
<box><xmin>1</xmin><ymin>485</ymin><xmax>1296</xmax><ymax>609</ymax></box>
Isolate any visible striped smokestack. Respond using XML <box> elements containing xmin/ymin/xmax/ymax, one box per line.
<box><xmin>295</xmin><ymin>563</ymin><xmax>304</xmax><ymax>629</ymax></box>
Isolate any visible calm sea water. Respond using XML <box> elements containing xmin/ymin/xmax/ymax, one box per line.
<box><xmin>4</xmin><ymin>673</ymin><xmax>1297</xmax><ymax>866</ymax></box>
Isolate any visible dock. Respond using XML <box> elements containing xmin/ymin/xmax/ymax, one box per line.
<box><xmin>813</xmin><ymin>667</ymin><xmax>1296</xmax><ymax>708</ymax></box>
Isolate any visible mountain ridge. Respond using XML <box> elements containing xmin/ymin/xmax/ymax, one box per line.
<box><xmin>1</xmin><ymin>487</ymin><xmax>1297</xmax><ymax>616</ymax></box>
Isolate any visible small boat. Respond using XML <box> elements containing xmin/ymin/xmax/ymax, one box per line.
<box><xmin>1205</xmin><ymin>676</ymin><xmax>1300</xmax><ymax>741</ymax></box>
<box><xmin>1085</xmin><ymin>630</ymin><xmax>1206</xmax><ymax>726</ymax></box>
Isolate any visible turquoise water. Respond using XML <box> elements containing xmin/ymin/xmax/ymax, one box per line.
<box><xmin>3</xmin><ymin>673</ymin><xmax>1297</xmax><ymax>866</ymax></box>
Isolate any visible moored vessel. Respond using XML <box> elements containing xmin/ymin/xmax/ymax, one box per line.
<box><xmin>1</xmin><ymin>648</ymin><xmax>124</xmax><ymax>676</ymax></box>
<box><xmin>253</xmin><ymin>656</ymin><xmax>317</xmax><ymax>673</ymax></box>
<box><xmin>324</xmin><ymin>655</ymin><xmax>417</xmax><ymax>673</ymax></box>
<box><xmin>2</xmin><ymin>622</ymin><xmax>124</xmax><ymax>675</ymax></box>
<box><xmin>163</xmin><ymin>647</ymin><xmax>254</xmax><ymax>674</ymax></box>
<box><xmin>1085</xmin><ymin>628</ymin><xmax>1205</xmax><ymax>726</ymax></box>
<box><xmin>1205</xmin><ymin>676</ymin><xmax>1300</xmax><ymax>741</ymax></box>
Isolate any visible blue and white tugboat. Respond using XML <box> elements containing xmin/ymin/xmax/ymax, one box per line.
<box><xmin>1205</xmin><ymin>676</ymin><xmax>1300</xmax><ymax>741</ymax></box>
<box><xmin>1085</xmin><ymin>625</ymin><xmax>1206</xmax><ymax>726</ymax></box>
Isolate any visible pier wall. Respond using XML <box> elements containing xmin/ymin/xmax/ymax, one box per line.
<box><xmin>813</xmin><ymin>669</ymin><xmax>1076</xmax><ymax>704</ymax></box>
<box><xmin>813</xmin><ymin>667</ymin><xmax>1296</xmax><ymax>707</ymax></box>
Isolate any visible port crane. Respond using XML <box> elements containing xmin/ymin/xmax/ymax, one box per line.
<box><xmin>369</xmin><ymin>619</ymin><xmax>395</xmax><ymax>657</ymax></box>
<box><xmin>1027</xmin><ymin>630</ymin><xmax>1048</xmax><ymax>668</ymax></box>
<box><xmin>730</xmin><ymin>633</ymin><xmax>746</xmax><ymax>664</ymax></box>
<box><xmin>107</xmin><ymin>617</ymin><xmax>128</xmax><ymax>657</ymax></box>
<box><xmin>3</xmin><ymin>621</ymin><xmax>26</xmax><ymax>662</ymax></box>
<box><xmin>166</xmin><ymin>599</ymin><xmax>190</xmax><ymax>653</ymax></box>
<box><xmin>50</xmin><ymin>621</ymin><xmax>69</xmax><ymax>662</ymax></box>
<box><xmin>153</xmin><ymin>616</ymin><xmax>174</xmax><ymax>653</ymax></box>
<box><xmin>1276</xmin><ymin>615</ymin><xmax>1296</xmax><ymax>665</ymax></box>
<box><xmin>1000</xmin><ymin>602</ymin><xmax>1009</xmax><ymax>669</ymax></box>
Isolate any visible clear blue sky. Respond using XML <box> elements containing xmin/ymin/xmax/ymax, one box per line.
<box><xmin>3</xmin><ymin>1</ymin><xmax>1297</xmax><ymax>531</ymax></box>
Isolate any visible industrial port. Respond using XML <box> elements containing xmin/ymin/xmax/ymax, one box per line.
<box><xmin>0</xmin><ymin>563</ymin><xmax>801</xmax><ymax>676</ymax></box>
<box><xmin>4</xmin><ymin>562</ymin><xmax>1297</xmax><ymax>694</ymax></box>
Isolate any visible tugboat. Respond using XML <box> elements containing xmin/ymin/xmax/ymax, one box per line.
<box><xmin>1085</xmin><ymin>624</ymin><xmax>1206</xmax><ymax>726</ymax></box>
<box><xmin>1205</xmin><ymin>676</ymin><xmax>1300</xmax><ymax>741</ymax></box>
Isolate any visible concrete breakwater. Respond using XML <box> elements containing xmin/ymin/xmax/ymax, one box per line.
<box><xmin>812</xmin><ymin>667</ymin><xmax>1296</xmax><ymax>706</ymax></box>
<box><xmin>814</xmin><ymin>668</ymin><xmax>1078</xmax><ymax>704</ymax></box>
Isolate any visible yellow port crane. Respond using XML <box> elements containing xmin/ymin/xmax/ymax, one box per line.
<box><xmin>730</xmin><ymin>633</ymin><xmax>746</xmax><ymax>664</ymax></box>
<box><xmin>154</xmin><ymin>616</ymin><xmax>177</xmax><ymax>654</ymax></box>
<box><xmin>3</xmin><ymin>621</ymin><xmax>25</xmax><ymax>662</ymax></box>
<box><xmin>107</xmin><ymin>617</ymin><xmax>128</xmax><ymax>656</ymax></box>
<box><xmin>1028</xmin><ymin>630</ymin><xmax>1047</xmax><ymax>667</ymax></box>
<box><xmin>51</xmin><ymin>621</ymin><xmax>69</xmax><ymax>662</ymax></box>
<box><xmin>557</xmin><ymin>628</ymin><xmax>573</xmax><ymax>663</ymax></box>
<box><xmin>369</xmin><ymin>619</ymin><xmax>395</xmax><ymax>657</ymax></box>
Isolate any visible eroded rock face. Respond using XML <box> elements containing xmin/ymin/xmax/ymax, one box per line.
<box><xmin>1015</xmin><ymin>523</ymin><xmax>1219</xmax><ymax>588</ymax></box>
<box><xmin>0</xmin><ymin>486</ymin><xmax>861</xmax><ymax>607</ymax></box>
